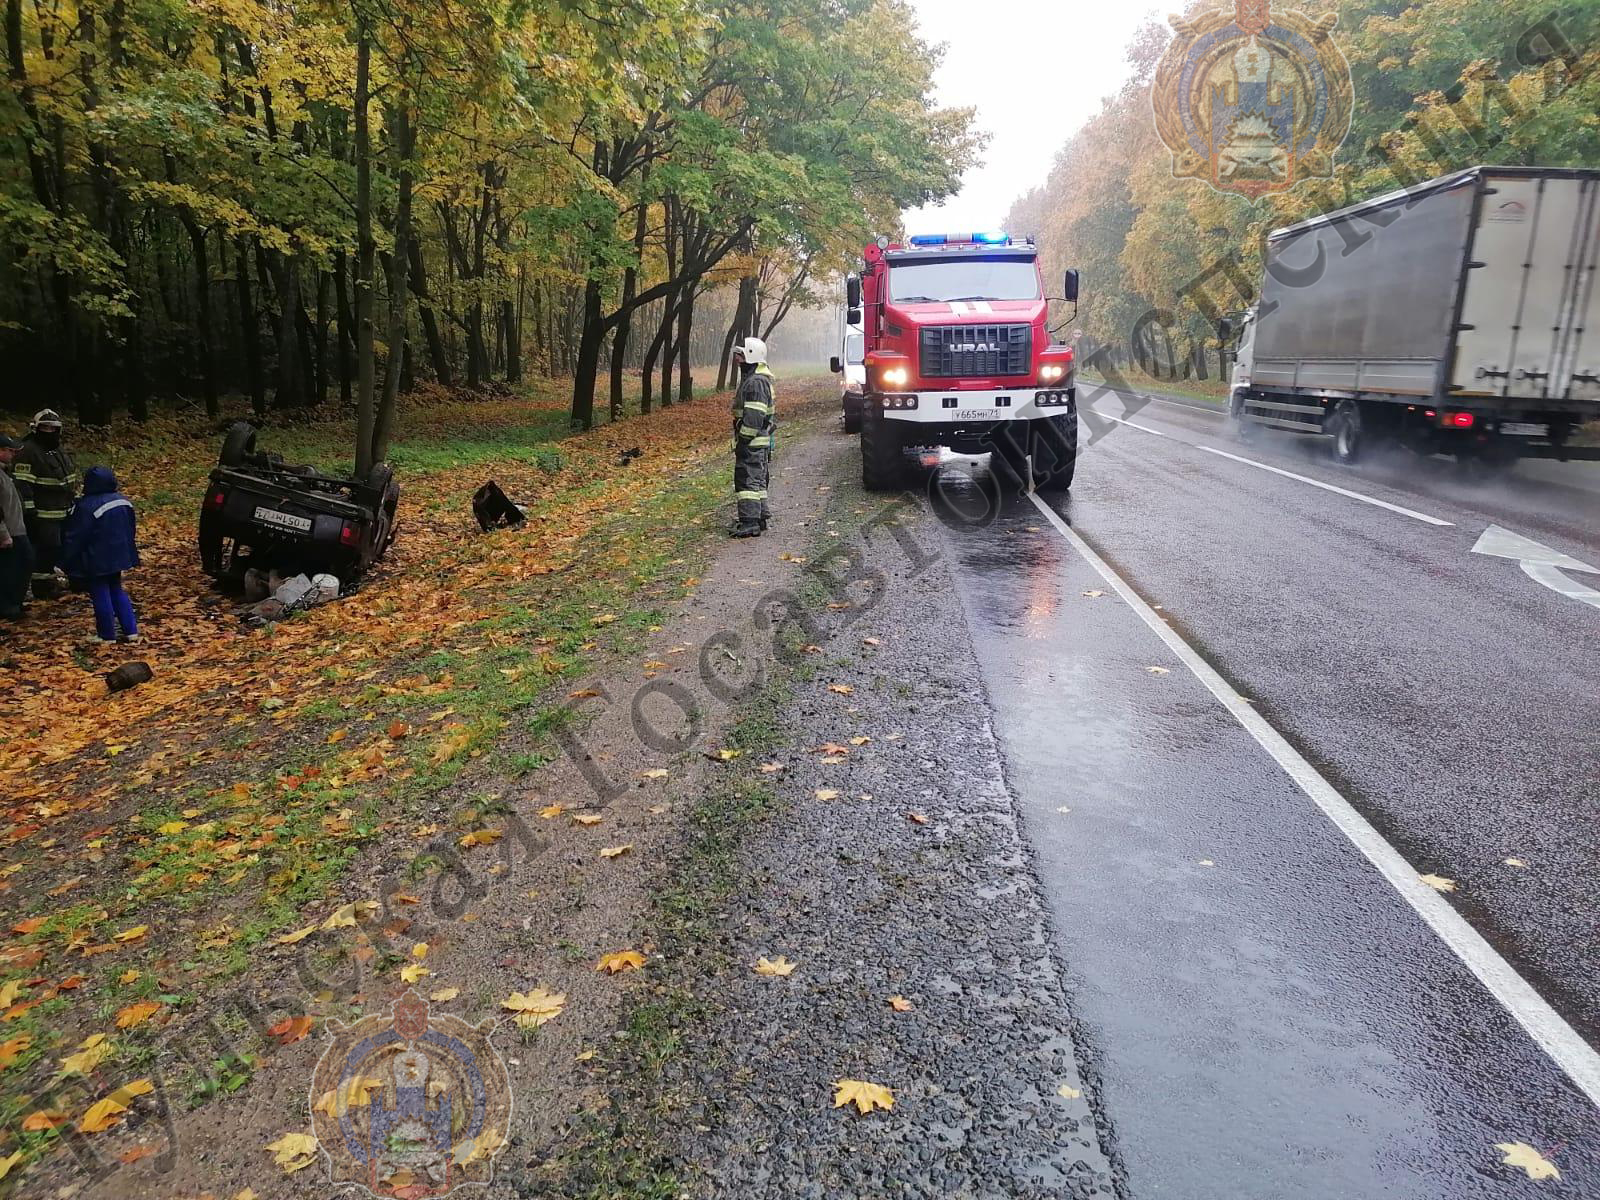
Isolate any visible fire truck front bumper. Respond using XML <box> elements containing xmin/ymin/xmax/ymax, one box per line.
<box><xmin>876</xmin><ymin>387</ymin><xmax>1075</xmax><ymax>424</ymax></box>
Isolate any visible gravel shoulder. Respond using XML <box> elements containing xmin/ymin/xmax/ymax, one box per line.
<box><xmin>580</xmin><ymin>431</ymin><xmax>1118</xmax><ymax>1198</ymax></box>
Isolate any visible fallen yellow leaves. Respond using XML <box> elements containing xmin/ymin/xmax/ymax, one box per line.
<box><xmin>599</xmin><ymin>844</ymin><xmax>633</xmax><ymax>860</ymax></box>
<box><xmin>832</xmin><ymin>1079</ymin><xmax>894</xmax><ymax>1115</ymax></box>
<box><xmin>1145</xmin><ymin>666</ymin><xmax>1171</xmax><ymax>675</ymax></box>
<box><xmin>538</xmin><ymin>803</ymin><xmax>566</xmax><ymax>819</ymax></box>
<box><xmin>267</xmin><ymin>1015</ymin><xmax>315</xmax><ymax>1045</ymax></box>
<box><xmin>115</xmin><ymin>1001</ymin><xmax>162</xmax><ymax>1029</ymax></box>
<box><xmin>400</xmin><ymin>963</ymin><xmax>430</xmax><ymax>984</ymax></box>
<box><xmin>753</xmin><ymin>956</ymin><xmax>797</xmax><ymax>977</ymax></box>
<box><xmin>79</xmin><ymin>1078</ymin><xmax>153</xmax><ymax>1133</ymax></box>
<box><xmin>573</xmin><ymin>813</ymin><xmax>604</xmax><ymax>827</ymax></box>
<box><xmin>459</xmin><ymin>829</ymin><xmax>503</xmax><ymax>848</ymax></box>
<box><xmin>113</xmin><ymin>924</ymin><xmax>148</xmax><ymax>943</ymax></box>
<box><xmin>1419</xmin><ymin>873</ymin><xmax>1457</xmax><ymax>893</ymax></box>
<box><xmin>276</xmin><ymin>923</ymin><xmax>319</xmax><ymax>946</ymax></box>
<box><xmin>907</xmin><ymin>812</ymin><xmax>929</xmax><ymax>825</ymax></box>
<box><xmin>759</xmin><ymin>761</ymin><xmax>785</xmax><ymax>774</ymax></box>
<box><xmin>713</xmin><ymin>748</ymin><xmax>744</xmax><ymax>762</ymax></box>
<box><xmin>502</xmin><ymin>988</ymin><xmax>566</xmax><ymax>1029</ymax></box>
<box><xmin>321</xmin><ymin>900</ymin><xmax>378</xmax><ymax>931</ymax></box>
<box><xmin>1495</xmin><ymin>1141</ymin><xmax>1559</xmax><ymax>1181</ymax></box>
<box><xmin>640</xmin><ymin>768</ymin><xmax>669</xmax><ymax>780</ymax></box>
<box><xmin>21</xmin><ymin>1109</ymin><xmax>68</xmax><ymax>1131</ymax></box>
<box><xmin>1505</xmin><ymin>857</ymin><xmax>1529</xmax><ymax>869</ymax></box>
<box><xmin>313</xmin><ymin>1076</ymin><xmax>381</xmax><ymax>1117</ymax></box>
<box><xmin>814</xmin><ymin>789</ymin><xmax>840</xmax><ymax>802</ymax></box>
<box><xmin>429</xmin><ymin>987</ymin><xmax>460</xmax><ymax>1002</ymax></box>
<box><xmin>827</xmin><ymin>683</ymin><xmax>855</xmax><ymax>695</ymax></box>
<box><xmin>0</xmin><ymin>981</ymin><xmax>21</xmax><ymax>1008</ymax></box>
<box><xmin>0</xmin><ymin>1036</ymin><xmax>31</xmax><ymax>1069</ymax></box>
<box><xmin>887</xmin><ymin>996</ymin><xmax>913</xmax><ymax>1012</ymax></box>
<box><xmin>266</xmin><ymin>1131</ymin><xmax>319</xmax><ymax>1173</ymax></box>
<box><xmin>596</xmin><ymin>950</ymin><xmax>646</xmax><ymax>974</ymax></box>
<box><xmin>57</xmin><ymin>1033</ymin><xmax>110</xmax><ymax>1076</ymax></box>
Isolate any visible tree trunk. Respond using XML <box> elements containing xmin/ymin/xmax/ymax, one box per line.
<box><xmin>609</xmin><ymin>197</ymin><xmax>648</xmax><ymax>420</ymax></box>
<box><xmin>406</xmin><ymin>237</ymin><xmax>451</xmax><ymax>385</ymax></box>
<box><xmin>335</xmin><ymin>249</ymin><xmax>353</xmax><ymax>404</ymax></box>
<box><xmin>353</xmin><ymin>24</ymin><xmax>377</xmax><ymax>478</ymax></box>
<box><xmin>570</xmin><ymin>277</ymin><xmax>604</xmax><ymax>430</ymax></box>
<box><xmin>374</xmin><ymin>102</ymin><xmax>413</xmax><ymax>467</ymax></box>
<box><xmin>676</xmin><ymin>282</ymin><xmax>695</xmax><ymax>403</ymax></box>
<box><xmin>236</xmin><ymin>236</ymin><xmax>265</xmax><ymax>416</ymax></box>
<box><xmin>270</xmin><ymin>255</ymin><xmax>306</xmax><ymax>406</ymax></box>
<box><xmin>313</xmin><ymin>267</ymin><xmax>329</xmax><ymax>404</ymax></box>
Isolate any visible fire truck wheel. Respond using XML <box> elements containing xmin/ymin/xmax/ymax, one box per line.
<box><xmin>1029</xmin><ymin>413</ymin><xmax>1076</xmax><ymax>492</ymax></box>
<box><xmin>861</xmin><ymin>405</ymin><xmax>906</xmax><ymax>491</ymax></box>
<box><xmin>1329</xmin><ymin>400</ymin><xmax>1363</xmax><ymax>464</ymax></box>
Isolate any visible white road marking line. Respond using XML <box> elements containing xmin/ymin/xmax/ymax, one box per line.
<box><xmin>1472</xmin><ymin>523</ymin><xmax>1599</xmax><ymax>573</ymax></box>
<box><xmin>1094</xmin><ymin>411</ymin><xmax>1454</xmax><ymax>527</ymax></box>
<box><xmin>1026</xmin><ymin>491</ymin><xmax>1600</xmax><ymax>1110</ymax></box>
<box><xmin>1522</xmin><ymin>562</ymin><xmax>1600</xmax><ymax>612</ymax></box>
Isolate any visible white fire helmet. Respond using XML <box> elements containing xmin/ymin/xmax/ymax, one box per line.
<box><xmin>31</xmin><ymin>408</ymin><xmax>63</xmax><ymax>431</ymax></box>
<box><xmin>734</xmin><ymin>337</ymin><xmax>768</xmax><ymax>366</ymax></box>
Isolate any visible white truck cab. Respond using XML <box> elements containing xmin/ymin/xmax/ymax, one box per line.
<box><xmin>830</xmin><ymin>322</ymin><xmax>867</xmax><ymax>433</ymax></box>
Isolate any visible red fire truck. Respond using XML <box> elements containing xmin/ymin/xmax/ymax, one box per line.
<box><xmin>846</xmin><ymin>232</ymin><xmax>1080</xmax><ymax>491</ymax></box>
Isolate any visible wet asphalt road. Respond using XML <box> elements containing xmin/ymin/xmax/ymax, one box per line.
<box><xmin>927</xmin><ymin>390</ymin><xmax>1600</xmax><ymax>1197</ymax></box>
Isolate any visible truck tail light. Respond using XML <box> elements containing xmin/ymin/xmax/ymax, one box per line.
<box><xmin>339</xmin><ymin>521</ymin><xmax>360</xmax><ymax>547</ymax></box>
<box><xmin>205</xmin><ymin>489</ymin><xmax>226</xmax><ymax>510</ymax></box>
<box><xmin>1446</xmin><ymin>411</ymin><xmax>1475</xmax><ymax>428</ymax></box>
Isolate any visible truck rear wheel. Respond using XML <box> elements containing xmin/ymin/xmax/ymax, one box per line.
<box><xmin>219</xmin><ymin>422</ymin><xmax>257</xmax><ymax>467</ymax></box>
<box><xmin>1229</xmin><ymin>391</ymin><xmax>1256</xmax><ymax>443</ymax></box>
<box><xmin>861</xmin><ymin>404</ymin><xmax>906</xmax><ymax>492</ymax></box>
<box><xmin>1329</xmin><ymin>400</ymin><xmax>1363</xmax><ymax>464</ymax></box>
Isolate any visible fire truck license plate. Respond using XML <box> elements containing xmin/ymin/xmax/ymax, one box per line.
<box><xmin>954</xmin><ymin>408</ymin><xmax>996</xmax><ymax>420</ymax></box>
<box><xmin>1500</xmin><ymin>422</ymin><xmax>1547</xmax><ymax>436</ymax></box>
<box><xmin>254</xmin><ymin>506</ymin><xmax>313</xmax><ymax>533</ymax></box>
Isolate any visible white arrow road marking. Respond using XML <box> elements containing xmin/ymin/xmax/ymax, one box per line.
<box><xmin>1522</xmin><ymin>563</ymin><xmax>1600</xmax><ymax>612</ymax></box>
<box><xmin>1471</xmin><ymin>525</ymin><xmax>1600</xmax><ymax>612</ymax></box>
<box><xmin>1471</xmin><ymin>524</ymin><xmax>1599</xmax><ymax>573</ymax></box>
<box><xmin>1026</xmin><ymin>491</ymin><xmax>1600</xmax><ymax>1109</ymax></box>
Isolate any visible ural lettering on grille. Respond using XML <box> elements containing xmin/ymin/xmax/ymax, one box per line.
<box><xmin>919</xmin><ymin>324</ymin><xmax>1031</xmax><ymax>378</ymax></box>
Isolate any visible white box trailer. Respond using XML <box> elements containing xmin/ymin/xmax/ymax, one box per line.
<box><xmin>1227</xmin><ymin>166</ymin><xmax>1600</xmax><ymax>465</ymax></box>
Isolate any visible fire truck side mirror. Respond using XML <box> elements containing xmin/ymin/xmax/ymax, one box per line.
<box><xmin>829</xmin><ymin>356</ymin><xmax>843</xmax><ymax>374</ymax></box>
<box><xmin>1217</xmin><ymin>318</ymin><xmax>1233</xmax><ymax>341</ymax></box>
<box><xmin>1064</xmin><ymin>269</ymin><xmax>1080</xmax><ymax>303</ymax></box>
<box><xmin>847</xmin><ymin>307</ymin><xmax>861</xmax><ymax>325</ymax></box>
<box><xmin>846</xmin><ymin>273</ymin><xmax>861</xmax><ymax>309</ymax></box>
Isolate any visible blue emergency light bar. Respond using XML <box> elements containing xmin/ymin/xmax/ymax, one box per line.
<box><xmin>908</xmin><ymin>231</ymin><xmax>1011</xmax><ymax>247</ymax></box>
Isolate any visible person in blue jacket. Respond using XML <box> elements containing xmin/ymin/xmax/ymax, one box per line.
<box><xmin>61</xmin><ymin>465</ymin><xmax>141</xmax><ymax>644</ymax></box>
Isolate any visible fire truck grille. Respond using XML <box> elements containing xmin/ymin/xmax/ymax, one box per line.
<box><xmin>918</xmin><ymin>324</ymin><xmax>1032</xmax><ymax>378</ymax></box>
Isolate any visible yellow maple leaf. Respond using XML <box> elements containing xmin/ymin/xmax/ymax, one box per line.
<box><xmin>266</xmin><ymin>1131</ymin><xmax>318</xmax><ymax>1172</ymax></box>
<box><xmin>452</xmin><ymin>1126</ymin><xmax>502</xmax><ymax>1166</ymax></box>
<box><xmin>1495</xmin><ymin>1142</ymin><xmax>1560</xmax><ymax>1181</ymax></box>
<box><xmin>0</xmin><ymin>980</ymin><xmax>22</xmax><ymax>1008</ymax></box>
<box><xmin>827</xmin><ymin>683</ymin><xmax>855</xmax><ymax>695</ymax></box>
<box><xmin>115</xmin><ymin>1001</ymin><xmax>162</xmax><ymax>1029</ymax></box>
<box><xmin>1419</xmin><ymin>873</ymin><xmax>1457</xmax><ymax>893</ymax></box>
<box><xmin>572</xmin><ymin>813</ymin><xmax>603</xmax><ymax>826</ymax></box>
<box><xmin>399</xmin><ymin>963</ymin><xmax>430</xmax><ymax>984</ymax></box>
<box><xmin>598</xmin><ymin>844</ymin><xmax>632</xmax><ymax>859</ymax></box>
<box><xmin>596</xmin><ymin>950</ymin><xmax>646</xmax><ymax>974</ymax></box>
<box><xmin>157</xmin><ymin>820</ymin><xmax>188</xmax><ymax>835</ymax></box>
<box><xmin>714</xmin><ymin>748</ymin><xmax>743</xmax><ymax>761</ymax></box>
<box><xmin>320</xmin><ymin>900</ymin><xmax>377</xmax><ymax>931</ymax></box>
<box><xmin>814</xmin><ymin>789</ymin><xmax>840</xmax><ymax>801</ymax></box>
<box><xmin>887</xmin><ymin>996</ymin><xmax>913</xmax><ymax>1012</ymax></box>
<box><xmin>428</xmin><ymin>987</ymin><xmax>459</xmax><ymax>1002</ymax></box>
<box><xmin>753</xmin><ymin>956</ymin><xmax>797</xmax><ymax>977</ymax></box>
<box><xmin>58</xmin><ymin>1038</ymin><xmax>113</xmax><ymax>1077</ymax></box>
<box><xmin>113</xmin><ymin>925</ymin><xmax>148</xmax><ymax>943</ymax></box>
<box><xmin>313</xmin><ymin>1076</ymin><xmax>381</xmax><ymax>1117</ymax></box>
<box><xmin>78</xmin><ymin>1080</ymin><xmax>151</xmax><ymax>1133</ymax></box>
<box><xmin>538</xmin><ymin>804</ymin><xmax>565</xmax><ymax>819</ymax></box>
<box><xmin>459</xmin><ymin>829</ymin><xmax>502</xmax><ymax>848</ymax></box>
<box><xmin>502</xmin><ymin>988</ymin><xmax>566</xmax><ymax>1029</ymax></box>
<box><xmin>832</xmin><ymin>1079</ymin><xmax>894</xmax><ymax>1115</ymax></box>
<box><xmin>0</xmin><ymin>1036</ymin><xmax>31</xmax><ymax>1069</ymax></box>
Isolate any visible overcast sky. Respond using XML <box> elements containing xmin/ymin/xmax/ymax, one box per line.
<box><xmin>904</xmin><ymin>0</ymin><xmax>1162</xmax><ymax>233</ymax></box>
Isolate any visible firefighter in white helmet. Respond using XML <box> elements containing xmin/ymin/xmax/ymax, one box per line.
<box><xmin>729</xmin><ymin>337</ymin><xmax>775</xmax><ymax>537</ymax></box>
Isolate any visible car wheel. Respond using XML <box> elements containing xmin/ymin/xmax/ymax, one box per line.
<box><xmin>219</xmin><ymin>422</ymin><xmax>257</xmax><ymax>467</ymax></box>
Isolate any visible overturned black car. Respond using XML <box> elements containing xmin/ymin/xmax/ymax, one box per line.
<box><xmin>199</xmin><ymin>422</ymin><xmax>399</xmax><ymax>587</ymax></box>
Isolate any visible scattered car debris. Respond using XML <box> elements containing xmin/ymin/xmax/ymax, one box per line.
<box><xmin>472</xmin><ymin>480</ymin><xmax>525</xmax><ymax>532</ymax></box>
<box><xmin>105</xmin><ymin>661</ymin><xmax>152</xmax><ymax>693</ymax></box>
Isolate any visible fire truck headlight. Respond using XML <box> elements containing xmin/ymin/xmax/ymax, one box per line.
<box><xmin>1040</xmin><ymin>363</ymin><xmax>1066</xmax><ymax>383</ymax></box>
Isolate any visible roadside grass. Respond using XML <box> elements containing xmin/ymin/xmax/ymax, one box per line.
<box><xmin>1082</xmin><ymin>367</ymin><xmax>1228</xmax><ymax>406</ymax></box>
<box><xmin>0</xmin><ymin>378</ymin><xmax>767</xmax><ymax>1178</ymax></box>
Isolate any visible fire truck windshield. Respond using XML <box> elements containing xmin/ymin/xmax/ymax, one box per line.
<box><xmin>886</xmin><ymin>257</ymin><xmax>1039</xmax><ymax>303</ymax></box>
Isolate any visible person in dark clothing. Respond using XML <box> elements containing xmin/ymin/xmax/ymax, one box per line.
<box><xmin>0</xmin><ymin>434</ymin><xmax>31</xmax><ymax>620</ymax></box>
<box><xmin>61</xmin><ymin>465</ymin><xmax>140</xmax><ymax>644</ymax></box>
<box><xmin>12</xmin><ymin>409</ymin><xmax>76</xmax><ymax>598</ymax></box>
<box><xmin>729</xmin><ymin>336</ymin><xmax>776</xmax><ymax>538</ymax></box>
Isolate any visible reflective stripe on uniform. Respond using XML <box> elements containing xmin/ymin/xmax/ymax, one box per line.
<box><xmin>33</xmin><ymin>509</ymin><xmax>68</xmax><ymax>519</ymax></box>
<box><xmin>738</xmin><ymin>424</ymin><xmax>763</xmax><ymax>439</ymax></box>
<box><xmin>735</xmin><ymin>490</ymin><xmax>767</xmax><ymax>500</ymax></box>
<box><xmin>741</xmin><ymin>400</ymin><xmax>771</xmax><ymax>414</ymax></box>
<box><xmin>93</xmin><ymin>497</ymin><xmax>133</xmax><ymax>519</ymax></box>
<box><xmin>23</xmin><ymin>477</ymin><xmax>67</xmax><ymax>488</ymax></box>
<box><xmin>744</xmin><ymin>436</ymin><xmax>772</xmax><ymax>448</ymax></box>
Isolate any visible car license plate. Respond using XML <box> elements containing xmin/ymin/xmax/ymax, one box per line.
<box><xmin>254</xmin><ymin>506</ymin><xmax>312</xmax><ymax>533</ymax></box>
<box><xmin>1501</xmin><ymin>422</ymin><xmax>1547</xmax><ymax>437</ymax></box>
